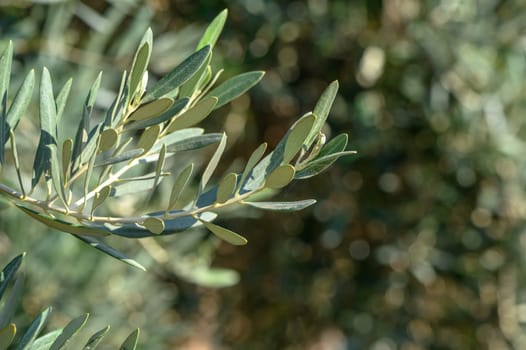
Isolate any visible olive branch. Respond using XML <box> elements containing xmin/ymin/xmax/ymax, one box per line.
<box><xmin>0</xmin><ymin>10</ymin><xmax>355</xmax><ymax>270</ymax></box>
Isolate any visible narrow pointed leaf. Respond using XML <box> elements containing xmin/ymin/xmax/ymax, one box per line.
<box><xmin>0</xmin><ymin>253</ymin><xmax>24</xmax><ymax>300</ymax></box>
<box><xmin>316</xmin><ymin>133</ymin><xmax>348</xmax><ymax>158</ymax></box>
<box><xmin>129</xmin><ymin>29</ymin><xmax>152</xmax><ymax>97</ymax></box>
<box><xmin>49</xmin><ymin>313</ymin><xmax>89</xmax><ymax>350</ymax></box>
<box><xmin>154</xmin><ymin>127</ymin><xmax>204</xmax><ymax>150</ymax></box>
<box><xmin>200</xmin><ymin>133</ymin><xmax>226</xmax><ymax>192</ymax></box>
<box><xmin>216</xmin><ymin>172</ymin><xmax>237</xmax><ymax>203</ymax></box>
<box><xmin>295</xmin><ymin>151</ymin><xmax>356</xmax><ymax>179</ymax></box>
<box><xmin>205</xmin><ymin>71</ymin><xmax>264</xmax><ymax>109</ymax></box>
<box><xmin>127</xmin><ymin>97</ymin><xmax>173</xmax><ymax>122</ymax></box>
<box><xmin>166</xmin><ymin>96</ymin><xmax>217</xmax><ymax>133</ymax></box>
<box><xmin>265</xmin><ymin>164</ymin><xmax>295</xmax><ymax>189</ymax></box>
<box><xmin>91</xmin><ymin>186</ymin><xmax>111</xmax><ymax>214</ymax></box>
<box><xmin>48</xmin><ymin>144</ymin><xmax>68</xmax><ymax>209</ymax></box>
<box><xmin>138</xmin><ymin>124</ymin><xmax>160</xmax><ymax>154</ymax></box>
<box><xmin>16</xmin><ymin>306</ymin><xmax>52</xmax><ymax>350</ymax></box>
<box><xmin>95</xmin><ymin>148</ymin><xmax>143</xmax><ymax>167</ymax></box>
<box><xmin>0</xmin><ymin>41</ymin><xmax>12</xmax><ymax>103</ymax></box>
<box><xmin>10</xmin><ymin>130</ymin><xmax>25</xmax><ymax>195</ymax></box>
<box><xmin>283</xmin><ymin>113</ymin><xmax>316</xmax><ymax>163</ymax></box>
<box><xmin>80</xmin><ymin>125</ymin><xmax>101</xmax><ymax>165</ymax></box>
<box><xmin>83</xmin><ymin>326</ymin><xmax>110</xmax><ymax>350</ymax></box>
<box><xmin>0</xmin><ymin>324</ymin><xmax>16</xmax><ymax>349</ymax></box>
<box><xmin>304</xmin><ymin>80</ymin><xmax>338</xmax><ymax>147</ymax></box>
<box><xmin>5</xmin><ymin>69</ymin><xmax>35</xmax><ymax>138</ymax></box>
<box><xmin>61</xmin><ymin>139</ymin><xmax>73</xmax><ymax>181</ymax></box>
<box><xmin>202</xmin><ymin>221</ymin><xmax>247</xmax><ymax>245</ymax></box>
<box><xmin>143</xmin><ymin>217</ymin><xmax>165</xmax><ymax>234</ymax></box>
<box><xmin>55</xmin><ymin>78</ymin><xmax>72</xmax><ymax>124</ymax></box>
<box><xmin>72</xmin><ymin>235</ymin><xmax>146</xmax><ymax>270</ymax></box>
<box><xmin>126</xmin><ymin>97</ymin><xmax>188</xmax><ymax>131</ymax></box>
<box><xmin>179</xmin><ymin>52</ymin><xmax>212</xmax><ymax>97</ymax></box>
<box><xmin>0</xmin><ymin>275</ymin><xmax>23</xmax><ymax>329</ymax></box>
<box><xmin>120</xmin><ymin>329</ymin><xmax>139</xmax><ymax>350</ymax></box>
<box><xmin>98</xmin><ymin>128</ymin><xmax>118</xmax><ymax>152</ymax></box>
<box><xmin>166</xmin><ymin>133</ymin><xmax>222</xmax><ymax>153</ymax></box>
<box><xmin>110</xmin><ymin>178</ymin><xmax>155</xmax><ymax>197</ymax></box>
<box><xmin>238</xmin><ymin>142</ymin><xmax>267</xmax><ymax>191</ymax></box>
<box><xmin>168</xmin><ymin>163</ymin><xmax>193</xmax><ymax>211</ymax></box>
<box><xmin>244</xmin><ymin>199</ymin><xmax>316</xmax><ymax>211</ymax></box>
<box><xmin>30</xmin><ymin>329</ymin><xmax>62</xmax><ymax>350</ymax></box>
<box><xmin>197</xmin><ymin>9</ymin><xmax>228</xmax><ymax>50</ymax></box>
<box><xmin>143</xmin><ymin>46</ymin><xmax>211</xmax><ymax>103</ymax></box>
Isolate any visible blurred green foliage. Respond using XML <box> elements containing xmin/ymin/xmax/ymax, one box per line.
<box><xmin>2</xmin><ymin>0</ymin><xmax>526</xmax><ymax>349</ymax></box>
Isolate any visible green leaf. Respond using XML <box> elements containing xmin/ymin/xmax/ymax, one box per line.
<box><xmin>244</xmin><ymin>199</ymin><xmax>316</xmax><ymax>211</ymax></box>
<box><xmin>0</xmin><ymin>275</ymin><xmax>23</xmax><ymax>329</ymax></box>
<box><xmin>167</xmin><ymin>163</ymin><xmax>193</xmax><ymax>211</ymax></box>
<box><xmin>200</xmin><ymin>133</ymin><xmax>226</xmax><ymax>193</ymax></box>
<box><xmin>83</xmin><ymin>326</ymin><xmax>110</xmax><ymax>350</ymax></box>
<box><xmin>72</xmin><ymin>235</ymin><xmax>146</xmax><ymax>271</ymax></box>
<box><xmin>127</xmin><ymin>97</ymin><xmax>173</xmax><ymax>122</ymax></box>
<box><xmin>49</xmin><ymin>314</ymin><xmax>89</xmax><ymax>350</ymax></box>
<box><xmin>61</xmin><ymin>139</ymin><xmax>73</xmax><ymax>181</ymax></box>
<box><xmin>143</xmin><ymin>46</ymin><xmax>211</xmax><ymax>103</ymax></box>
<box><xmin>126</xmin><ymin>97</ymin><xmax>188</xmax><ymax>131</ymax></box>
<box><xmin>304</xmin><ymin>80</ymin><xmax>338</xmax><ymax>147</ymax></box>
<box><xmin>0</xmin><ymin>41</ymin><xmax>12</xmax><ymax>104</ymax></box>
<box><xmin>185</xmin><ymin>267</ymin><xmax>239</xmax><ymax>288</ymax></box>
<box><xmin>80</xmin><ymin>125</ymin><xmax>101</xmax><ymax>165</ymax></box>
<box><xmin>238</xmin><ymin>142</ymin><xmax>267</xmax><ymax>192</ymax></box>
<box><xmin>283</xmin><ymin>113</ymin><xmax>316</xmax><ymax>163</ymax></box>
<box><xmin>137</xmin><ymin>124</ymin><xmax>160</xmax><ymax>154</ymax></box>
<box><xmin>0</xmin><ymin>324</ymin><xmax>16</xmax><ymax>349</ymax></box>
<box><xmin>316</xmin><ymin>133</ymin><xmax>348</xmax><ymax>158</ymax></box>
<box><xmin>143</xmin><ymin>217</ymin><xmax>165</xmax><ymax>234</ymax></box>
<box><xmin>197</xmin><ymin>9</ymin><xmax>228</xmax><ymax>50</ymax></box>
<box><xmin>205</xmin><ymin>71</ymin><xmax>264</xmax><ymax>109</ymax></box>
<box><xmin>10</xmin><ymin>130</ymin><xmax>25</xmax><ymax>195</ymax></box>
<box><xmin>95</xmin><ymin>148</ymin><xmax>144</xmax><ymax>167</ymax></box>
<box><xmin>165</xmin><ymin>133</ymin><xmax>222</xmax><ymax>153</ymax></box>
<box><xmin>98</xmin><ymin>128</ymin><xmax>118</xmax><ymax>152</ymax></box>
<box><xmin>0</xmin><ymin>253</ymin><xmax>24</xmax><ymax>301</ymax></box>
<box><xmin>154</xmin><ymin>127</ymin><xmax>204</xmax><ymax>150</ymax></box>
<box><xmin>16</xmin><ymin>307</ymin><xmax>52</xmax><ymax>350</ymax></box>
<box><xmin>91</xmin><ymin>186</ymin><xmax>111</xmax><ymax>215</ymax></box>
<box><xmin>265</xmin><ymin>164</ymin><xmax>295</xmax><ymax>189</ymax></box>
<box><xmin>166</xmin><ymin>96</ymin><xmax>217</xmax><ymax>133</ymax></box>
<box><xmin>202</xmin><ymin>221</ymin><xmax>247</xmax><ymax>245</ymax></box>
<box><xmin>216</xmin><ymin>172</ymin><xmax>237</xmax><ymax>203</ymax></box>
<box><xmin>30</xmin><ymin>330</ymin><xmax>62</xmax><ymax>350</ymax></box>
<box><xmin>179</xmin><ymin>53</ymin><xmax>212</xmax><ymax>97</ymax></box>
<box><xmin>17</xmin><ymin>206</ymin><xmax>109</xmax><ymax>236</ymax></box>
<box><xmin>129</xmin><ymin>29</ymin><xmax>152</xmax><ymax>98</ymax></box>
<box><xmin>55</xmin><ymin>78</ymin><xmax>72</xmax><ymax>124</ymax></box>
<box><xmin>5</xmin><ymin>69</ymin><xmax>35</xmax><ymax>138</ymax></box>
<box><xmin>32</xmin><ymin>67</ymin><xmax>58</xmax><ymax>188</ymax></box>
<box><xmin>295</xmin><ymin>151</ymin><xmax>355</xmax><ymax>179</ymax></box>
<box><xmin>119</xmin><ymin>329</ymin><xmax>139</xmax><ymax>350</ymax></box>
<box><xmin>48</xmin><ymin>144</ymin><xmax>68</xmax><ymax>209</ymax></box>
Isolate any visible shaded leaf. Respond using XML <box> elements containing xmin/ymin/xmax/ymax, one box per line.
<box><xmin>91</xmin><ymin>186</ymin><xmax>111</xmax><ymax>215</ymax></box>
<box><xmin>16</xmin><ymin>307</ymin><xmax>52</xmax><ymax>350</ymax></box>
<box><xmin>167</xmin><ymin>163</ymin><xmax>193</xmax><ymax>211</ymax></box>
<box><xmin>126</xmin><ymin>97</ymin><xmax>188</xmax><ymax>131</ymax></box>
<box><xmin>127</xmin><ymin>97</ymin><xmax>173</xmax><ymax>122</ymax></box>
<box><xmin>143</xmin><ymin>46</ymin><xmax>211</xmax><ymax>103</ymax></box>
<box><xmin>5</xmin><ymin>69</ymin><xmax>35</xmax><ymax>138</ymax></box>
<box><xmin>304</xmin><ymin>80</ymin><xmax>338</xmax><ymax>147</ymax></box>
<box><xmin>61</xmin><ymin>139</ymin><xmax>73</xmax><ymax>181</ymax></box>
<box><xmin>295</xmin><ymin>151</ymin><xmax>355</xmax><ymax>179</ymax></box>
<box><xmin>95</xmin><ymin>148</ymin><xmax>144</xmax><ymax>167</ymax></box>
<box><xmin>265</xmin><ymin>164</ymin><xmax>295</xmax><ymax>189</ymax></box>
<box><xmin>200</xmin><ymin>133</ymin><xmax>226</xmax><ymax>193</ymax></box>
<box><xmin>0</xmin><ymin>253</ymin><xmax>24</xmax><ymax>300</ymax></box>
<box><xmin>119</xmin><ymin>329</ymin><xmax>139</xmax><ymax>350</ymax></box>
<box><xmin>166</xmin><ymin>133</ymin><xmax>222</xmax><ymax>153</ymax></box>
<box><xmin>137</xmin><ymin>124</ymin><xmax>160</xmax><ymax>154</ymax></box>
<box><xmin>83</xmin><ymin>326</ymin><xmax>110</xmax><ymax>350</ymax></box>
<box><xmin>143</xmin><ymin>217</ymin><xmax>165</xmax><ymax>234</ymax></box>
<box><xmin>55</xmin><ymin>78</ymin><xmax>72</xmax><ymax>124</ymax></box>
<box><xmin>197</xmin><ymin>9</ymin><xmax>228</xmax><ymax>50</ymax></box>
<box><xmin>110</xmin><ymin>177</ymin><xmax>156</xmax><ymax>197</ymax></box>
<box><xmin>0</xmin><ymin>275</ymin><xmax>23</xmax><ymax>329</ymax></box>
<box><xmin>202</xmin><ymin>220</ymin><xmax>247</xmax><ymax>245</ymax></box>
<box><xmin>216</xmin><ymin>172</ymin><xmax>237</xmax><ymax>203</ymax></box>
<box><xmin>154</xmin><ymin>127</ymin><xmax>204</xmax><ymax>151</ymax></box>
<box><xmin>129</xmin><ymin>29</ymin><xmax>152</xmax><ymax>98</ymax></box>
<box><xmin>49</xmin><ymin>313</ymin><xmax>89</xmax><ymax>350</ymax></box>
<box><xmin>166</xmin><ymin>96</ymin><xmax>217</xmax><ymax>133</ymax></box>
<box><xmin>238</xmin><ymin>142</ymin><xmax>267</xmax><ymax>192</ymax></box>
<box><xmin>205</xmin><ymin>71</ymin><xmax>264</xmax><ymax>109</ymax></box>
<box><xmin>179</xmin><ymin>53</ymin><xmax>212</xmax><ymax>97</ymax></box>
<box><xmin>283</xmin><ymin>113</ymin><xmax>316</xmax><ymax>163</ymax></box>
<box><xmin>244</xmin><ymin>199</ymin><xmax>316</xmax><ymax>212</ymax></box>
<box><xmin>98</xmin><ymin>128</ymin><xmax>118</xmax><ymax>152</ymax></box>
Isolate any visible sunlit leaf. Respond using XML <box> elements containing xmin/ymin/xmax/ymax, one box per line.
<box><xmin>91</xmin><ymin>186</ymin><xmax>111</xmax><ymax>215</ymax></box>
<box><xmin>166</xmin><ymin>133</ymin><xmax>222</xmax><ymax>153</ymax></box>
<box><xmin>244</xmin><ymin>199</ymin><xmax>316</xmax><ymax>211</ymax></box>
<box><xmin>48</xmin><ymin>144</ymin><xmax>68</xmax><ymax>209</ymax></box>
<box><xmin>137</xmin><ymin>124</ymin><xmax>160</xmax><ymax>154</ymax></box>
<box><xmin>205</xmin><ymin>71</ymin><xmax>264</xmax><ymax>109</ymax></box>
<box><xmin>197</xmin><ymin>9</ymin><xmax>228</xmax><ymax>50</ymax></box>
<box><xmin>216</xmin><ymin>172</ymin><xmax>237</xmax><ymax>203</ymax></box>
<box><xmin>127</xmin><ymin>97</ymin><xmax>173</xmax><ymax>122</ymax></box>
<box><xmin>304</xmin><ymin>80</ymin><xmax>338</xmax><ymax>147</ymax></box>
<box><xmin>83</xmin><ymin>325</ymin><xmax>110</xmax><ymax>350</ymax></box>
<box><xmin>0</xmin><ymin>324</ymin><xmax>16</xmax><ymax>349</ymax></box>
<box><xmin>0</xmin><ymin>275</ymin><xmax>23</xmax><ymax>329</ymax></box>
<box><xmin>61</xmin><ymin>139</ymin><xmax>73</xmax><ymax>181</ymax></box>
<box><xmin>265</xmin><ymin>164</ymin><xmax>295</xmax><ymax>189</ymax></box>
<box><xmin>55</xmin><ymin>78</ymin><xmax>72</xmax><ymax>124</ymax></box>
<box><xmin>295</xmin><ymin>151</ymin><xmax>355</xmax><ymax>179</ymax></box>
<box><xmin>28</xmin><ymin>329</ymin><xmax>62</xmax><ymax>350</ymax></box>
<box><xmin>49</xmin><ymin>313</ymin><xmax>89</xmax><ymax>350</ymax></box>
<box><xmin>98</xmin><ymin>128</ymin><xmax>118</xmax><ymax>152</ymax></box>
<box><xmin>167</xmin><ymin>163</ymin><xmax>193</xmax><ymax>211</ymax></box>
<box><xmin>0</xmin><ymin>253</ymin><xmax>24</xmax><ymax>300</ymax></box>
<box><xmin>95</xmin><ymin>148</ymin><xmax>143</xmax><ymax>167</ymax></box>
<box><xmin>200</xmin><ymin>133</ymin><xmax>226</xmax><ymax>193</ymax></box>
<box><xmin>16</xmin><ymin>306</ymin><xmax>52</xmax><ymax>350</ymax></box>
<box><xmin>126</xmin><ymin>98</ymin><xmax>188</xmax><ymax>131</ymax></box>
<box><xmin>119</xmin><ymin>329</ymin><xmax>139</xmax><ymax>350</ymax></box>
<box><xmin>143</xmin><ymin>217</ymin><xmax>165</xmax><ymax>234</ymax></box>
<box><xmin>166</xmin><ymin>96</ymin><xmax>217</xmax><ymax>132</ymax></box>
<box><xmin>143</xmin><ymin>46</ymin><xmax>210</xmax><ymax>103</ymax></box>
<box><xmin>238</xmin><ymin>142</ymin><xmax>267</xmax><ymax>192</ymax></box>
<box><xmin>129</xmin><ymin>29</ymin><xmax>152</xmax><ymax>98</ymax></box>
<box><xmin>179</xmin><ymin>53</ymin><xmax>212</xmax><ymax>97</ymax></box>
<box><xmin>283</xmin><ymin>113</ymin><xmax>316</xmax><ymax>163</ymax></box>
<box><xmin>5</xmin><ymin>69</ymin><xmax>35</xmax><ymax>138</ymax></box>
<box><xmin>202</xmin><ymin>220</ymin><xmax>247</xmax><ymax>245</ymax></box>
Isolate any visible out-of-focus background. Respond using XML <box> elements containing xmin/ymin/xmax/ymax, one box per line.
<box><xmin>1</xmin><ymin>0</ymin><xmax>526</xmax><ymax>349</ymax></box>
